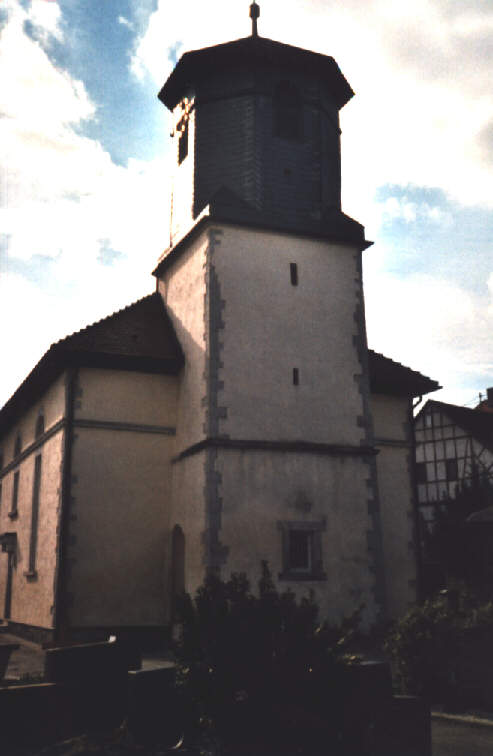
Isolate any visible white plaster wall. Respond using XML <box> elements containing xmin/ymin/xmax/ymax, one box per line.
<box><xmin>0</xmin><ymin>373</ymin><xmax>66</xmax><ymax>462</ymax></box>
<box><xmin>371</xmin><ymin>394</ymin><xmax>409</xmax><ymax>441</ymax></box>
<box><xmin>375</xmin><ymin>445</ymin><xmax>417</xmax><ymax>617</ymax></box>
<box><xmin>68</xmin><ymin>428</ymin><xmax>174</xmax><ymax>627</ymax></box>
<box><xmin>74</xmin><ymin>369</ymin><xmax>178</xmax><ymax>426</ymax></box>
<box><xmin>0</xmin><ymin>374</ymin><xmax>66</xmax><ymax>629</ymax></box>
<box><xmin>67</xmin><ymin>368</ymin><xmax>178</xmax><ymax>628</ymax></box>
<box><xmin>371</xmin><ymin>394</ymin><xmax>416</xmax><ymax>618</ymax></box>
<box><xmin>212</xmin><ymin>225</ymin><xmax>365</xmax><ymax>444</ymax></box>
<box><xmin>158</xmin><ymin>229</ymin><xmax>209</xmax><ymax>452</ymax></box>
<box><xmin>167</xmin><ymin>453</ymin><xmax>207</xmax><ymax>606</ymax></box>
<box><xmin>217</xmin><ymin>449</ymin><xmax>378</xmax><ymax>626</ymax></box>
<box><xmin>5</xmin><ymin>432</ymin><xmax>64</xmax><ymax>628</ymax></box>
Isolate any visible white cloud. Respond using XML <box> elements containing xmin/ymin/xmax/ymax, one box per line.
<box><xmin>376</xmin><ymin>195</ymin><xmax>454</xmax><ymax>228</ymax></box>
<box><xmin>130</xmin><ymin>0</ymin><xmax>250</xmax><ymax>82</ymax></box>
<box><xmin>0</xmin><ymin>7</ymin><xmax>92</xmax><ymax>129</ymax></box>
<box><xmin>364</xmin><ymin>266</ymin><xmax>493</xmax><ymax>403</ymax></box>
<box><xmin>128</xmin><ymin>0</ymin><xmax>493</xmax><ymax>230</ymax></box>
<box><xmin>118</xmin><ymin>15</ymin><xmax>134</xmax><ymax>31</ymax></box>
<box><xmin>2</xmin><ymin>0</ymin><xmax>493</xmax><ymax>408</ymax></box>
<box><xmin>0</xmin><ymin>2</ymin><xmax>170</xmax><ymax>406</ymax></box>
<box><xmin>28</xmin><ymin>0</ymin><xmax>64</xmax><ymax>43</ymax></box>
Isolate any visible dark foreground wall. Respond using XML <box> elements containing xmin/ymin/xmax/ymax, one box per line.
<box><xmin>0</xmin><ymin>641</ymin><xmax>431</xmax><ymax>755</ymax></box>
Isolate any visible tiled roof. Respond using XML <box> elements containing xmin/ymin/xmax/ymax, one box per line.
<box><xmin>368</xmin><ymin>350</ymin><xmax>440</xmax><ymax>398</ymax></box>
<box><xmin>0</xmin><ymin>293</ymin><xmax>184</xmax><ymax>436</ymax></box>
<box><xmin>418</xmin><ymin>400</ymin><xmax>493</xmax><ymax>447</ymax></box>
<box><xmin>54</xmin><ymin>292</ymin><xmax>183</xmax><ymax>363</ymax></box>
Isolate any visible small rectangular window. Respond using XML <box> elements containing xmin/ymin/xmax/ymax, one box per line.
<box><xmin>416</xmin><ymin>462</ymin><xmax>427</xmax><ymax>484</ymax></box>
<box><xmin>9</xmin><ymin>470</ymin><xmax>19</xmax><ymax>519</ymax></box>
<box><xmin>290</xmin><ymin>263</ymin><xmax>298</xmax><ymax>286</ymax></box>
<box><xmin>288</xmin><ymin>530</ymin><xmax>312</xmax><ymax>571</ymax></box>
<box><xmin>293</xmin><ymin>368</ymin><xmax>299</xmax><ymax>386</ymax></box>
<box><xmin>278</xmin><ymin>520</ymin><xmax>326</xmax><ymax>581</ymax></box>
<box><xmin>445</xmin><ymin>458</ymin><xmax>458</xmax><ymax>482</ymax></box>
<box><xmin>28</xmin><ymin>455</ymin><xmax>42</xmax><ymax>574</ymax></box>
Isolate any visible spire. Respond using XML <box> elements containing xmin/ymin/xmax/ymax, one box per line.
<box><xmin>249</xmin><ymin>2</ymin><xmax>260</xmax><ymax>37</ymax></box>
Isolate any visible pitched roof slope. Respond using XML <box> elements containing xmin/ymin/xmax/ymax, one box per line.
<box><xmin>0</xmin><ymin>293</ymin><xmax>183</xmax><ymax>436</ymax></box>
<box><xmin>55</xmin><ymin>292</ymin><xmax>183</xmax><ymax>362</ymax></box>
<box><xmin>368</xmin><ymin>350</ymin><xmax>440</xmax><ymax>398</ymax></box>
<box><xmin>419</xmin><ymin>400</ymin><xmax>493</xmax><ymax>448</ymax></box>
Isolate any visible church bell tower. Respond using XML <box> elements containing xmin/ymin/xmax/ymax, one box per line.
<box><xmin>154</xmin><ymin>5</ymin><xmax>386</xmax><ymax>626</ymax></box>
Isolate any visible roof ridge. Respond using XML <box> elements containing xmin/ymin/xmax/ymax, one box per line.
<box><xmin>429</xmin><ymin>398</ymin><xmax>491</xmax><ymax>414</ymax></box>
<box><xmin>55</xmin><ymin>292</ymin><xmax>158</xmax><ymax>349</ymax></box>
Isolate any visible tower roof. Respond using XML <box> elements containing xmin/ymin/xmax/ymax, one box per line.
<box><xmin>159</xmin><ymin>35</ymin><xmax>354</xmax><ymax>111</ymax></box>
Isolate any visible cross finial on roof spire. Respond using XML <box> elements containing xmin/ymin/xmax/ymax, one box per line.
<box><xmin>249</xmin><ymin>2</ymin><xmax>260</xmax><ymax>37</ymax></box>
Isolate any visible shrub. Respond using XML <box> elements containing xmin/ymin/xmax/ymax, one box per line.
<box><xmin>385</xmin><ymin>586</ymin><xmax>493</xmax><ymax>702</ymax></box>
<box><xmin>173</xmin><ymin>562</ymin><xmax>361</xmax><ymax>747</ymax></box>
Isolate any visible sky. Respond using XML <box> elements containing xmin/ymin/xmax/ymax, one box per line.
<box><xmin>1</xmin><ymin>0</ymin><xmax>492</xmax><ymax>410</ymax></box>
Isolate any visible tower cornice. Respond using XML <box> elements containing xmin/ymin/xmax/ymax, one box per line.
<box><xmin>153</xmin><ymin>204</ymin><xmax>372</xmax><ymax>279</ymax></box>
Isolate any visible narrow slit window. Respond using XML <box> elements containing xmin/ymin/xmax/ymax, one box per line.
<box><xmin>445</xmin><ymin>458</ymin><xmax>458</xmax><ymax>482</ymax></box>
<box><xmin>10</xmin><ymin>470</ymin><xmax>19</xmax><ymax>518</ymax></box>
<box><xmin>293</xmin><ymin>368</ymin><xmax>299</xmax><ymax>386</ymax></box>
<box><xmin>35</xmin><ymin>414</ymin><xmax>45</xmax><ymax>439</ymax></box>
<box><xmin>416</xmin><ymin>462</ymin><xmax>427</xmax><ymax>484</ymax></box>
<box><xmin>28</xmin><ymin>455</ymin><xmax>42</xmax><ymax>574</ymax></box>
<box><xmin>178</xmin><ymin>118</ymin><xmax>189</xmax><ymax>164</ymax></box>
<box><xmin>290</xmin><ymin>263</ymin><xmax>298</xmax><ymax>286</ymax></box>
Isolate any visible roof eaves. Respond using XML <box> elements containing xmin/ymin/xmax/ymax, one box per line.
<box><xmin>368</xmin><ymin>350</ymin><xmax>441</xmax><ymax>398</ymax></box>
<box><xmin>159</xmin><ymin>35</ymin><xmax>354</xmax><ymax>111</ymax></box>
<box><xmin>0</xmin><ymin>294</ymin><xmax>184</xmax><ymax>439</ymax></box>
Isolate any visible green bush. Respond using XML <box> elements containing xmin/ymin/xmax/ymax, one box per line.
<box><xmin>385</xmin><ymin>587</ymin><xmax>493</xmax><ymax>701</ymax></box>
<box><xmin>173</xmin><ymin>562</ymin><xmax>361</xmax><ymax>746</ymax></box>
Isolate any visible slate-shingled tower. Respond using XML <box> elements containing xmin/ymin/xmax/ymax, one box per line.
<box><xmin>154</xmin><ymin>12</ymin><xmax>385</xmax><ymax>625</ymax></box>
<box><xmin>160</xmin><ymin>29</ymin><xmax>366</xmax><ymax>247</ymax></box>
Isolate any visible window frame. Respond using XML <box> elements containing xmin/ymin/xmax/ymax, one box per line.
<box><xmin>445</xmin><ymin>458</ymin><xmax>458</xmax><ymax>482</ymax></box>
<box><xmin>35</xmin><ymin>414</ymin><xmax>45</xmax><ymax>439</ymax></box>
<box><xmin>416</xmin><ymin>461</ymin><xmax>427</xmax><ymax>484</ymax></box>
<box><xmin>14</xmin><ymin>435</ymin><xmax>22</xmax><ymax>458</ymax></box>
<box><xmin>26</xmin><ymin>454</ymin><xmax>42</xmax><ymax>578</ymax></box>
<box><xmin>278</xmin><ymin>519</ymin><xmax>326</xmax><ymax>581</ymax></box>
<box><xmin>9</xmin><ymin>470</ymin><xmax>19</xmax><ymax>520</ymax></box>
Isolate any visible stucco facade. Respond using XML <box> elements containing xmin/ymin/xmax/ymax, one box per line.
<box><xmin>371</xmin><ymin>394</ymin><xmax>418</xmax><ymax>618</ymax></box>
<box><xmin>156</xmin><ymin>220</ymin><xmax>385</xmax><ymax>625</ymax></box>
<box><xmin>0</xmin><ymin>25</ymin><xmax>440</xmax><ymax>644</ymax></box>
<box><xmin>0</xmin><ymin>374</ymin><xmax>66</xmax><ymax>639</ymax></box>
<box><xmin>65</xmin><ymin>369</ymin><xmax>178</xmax><ymax>631</ymax></box>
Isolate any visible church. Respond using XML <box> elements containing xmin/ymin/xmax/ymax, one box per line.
<box><xmin>0</xmin><ymin>6</ymin><xmax>439</xmax><ymax>645</ymax></box>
